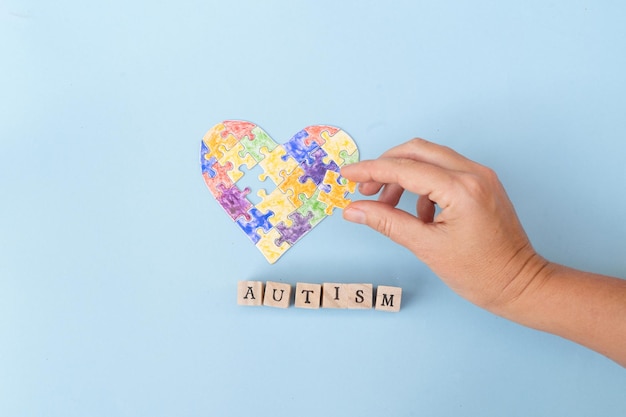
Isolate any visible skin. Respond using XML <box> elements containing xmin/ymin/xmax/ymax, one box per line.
<box><xmin>341</xmin><ymin>138</ymin><xmax>626</xmax><ymax>367</ymax></box>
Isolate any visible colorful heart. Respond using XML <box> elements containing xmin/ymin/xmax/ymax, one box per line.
<box><xmin>200</xmin><ymin>120</ymin><xmax>359</xmax><ymax>264</ymax></box>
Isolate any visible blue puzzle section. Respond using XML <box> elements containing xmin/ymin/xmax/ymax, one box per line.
<box><xmin>281</xmin><ymin>129</ymin><xmax>320</xmax><ymax>165</ymax></box>
<box><xmin>236</xmin><ymin>207</ymin><xmax>274</xmax><ymax>244</ymax></box>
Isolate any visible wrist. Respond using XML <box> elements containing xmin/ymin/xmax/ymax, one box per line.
<box><xmin>482</xmin><ymin>247</ymin><xmax>553</xmax><ymax>318</ymax></box>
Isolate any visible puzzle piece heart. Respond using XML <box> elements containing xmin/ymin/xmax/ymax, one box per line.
<box><xmin>201</xmin><ymin>120</ymin><xmax>359</xmax><ymax>264</ymax></box>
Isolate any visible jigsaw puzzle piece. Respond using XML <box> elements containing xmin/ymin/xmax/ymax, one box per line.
<box><xmin>303</xmin><ymin>125</ymin><xmax>340</xmax><ymax>147</ymax></box>
<box><xmin>338</xmin><ymin>148</ymin><xmax>360</xmax><ymax>165</ymax></box>
<box><xmin>280</xmin><ymin>129</ymin><xmax>319</xmax><ymax>165</ymax></box>
<box><xmin>320</xmin><ymin>130</ymin><xmax>358</xmax><ymax>166</ymax></box>
<box><xmin>217</xmin><ymin>183</ymin><xmax>253</xmax><ymax>221</ymax></box>
<box><xmin>200</xmin><ymin>141</ymin><xmax>218</xmax><ymax>178</ymax></box>
<box><xmin>317</xmin><ymin>170</ymin><xmax>357</xmax><ymax>215</ymax></box>
<box><xmin>256</xmin><ymin>188</ymin><xmax>298</xmax><ymax>227</ymax></box>
<box><xmin>236</xmin><ymin>207</ymin><xmax>274</xmax><ymax>244</ymax></box>
<box><xmin>222</xmin><ymin>120</ymin><xmax>257</xmax><ymax>142</ymax></box>
<box><xmin>257</xmin><ymin>145</ymin><xmax>298</xmax><ymax>185</ymax></box>
<box><xmin>275</xmin><ymin>211</ymin><xmax>314</xmax><ymax>246</ymax></box>
<box><xmin>277</xmin><ymin>165</ymin><xmax>317</xmax><ymax>207</ymax></box>
<box><xmin>238</xmin><ymin>126</ymin><xmax>280</xmax><ymax>163</ymax></box>
<box><xmin>202</xmin><ymin>160</ymin><xmax>235</xmax><ymax>198</ymax></box>
<box><xmin>216</xmin><ymin>141</ymin><xmax>257</xmax><ymax>183</ymax></box>
<box><xmin>256</xmin><ymin>228</ymin><xmax>291</xmax><ymax>264</ymax></box>
<box><xmin>297</xmin><ymin>189</ymin><xmax>329</xmax><ymax>227</ymax></box>
<box><xmin>203</xmin><ymin>122</ymin><xmax>238</xmax><ymax>157</ymax></box>
<box><xmin>299</xmin><ymin>147</ymin><xmax>340</xmax><ymax>188</ymax></box>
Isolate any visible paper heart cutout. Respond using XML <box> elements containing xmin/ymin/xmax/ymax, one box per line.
<box><xmin>200</xmin><ymin>120</ymin><xmax>359</xmax><ymax>263</ymax></box>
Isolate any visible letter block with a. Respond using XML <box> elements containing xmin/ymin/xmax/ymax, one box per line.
<box><xmin>237</xmin><ymin>281</ymin><xmax>264</xmax><ymax>306</ymax></box>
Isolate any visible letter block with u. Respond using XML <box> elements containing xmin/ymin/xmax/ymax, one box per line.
<box><xmin>263</xmin><ymin>281</ymin><xmax>292</xmax><ymax>308</ymax></box>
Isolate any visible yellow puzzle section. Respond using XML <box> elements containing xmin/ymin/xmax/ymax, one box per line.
<box><xmin>256</xmin><ymin>228</ymin><xmax>291</xmax><ymax>264</ymax></box>
<box><xmin>320</xmin><ymin>130</ymin><xmax>358</xmax><ymax>165</ymax></box>
<box><xmin>256</xmin><ymin>188</ymin><xmax>297</xmax><ymax>227</ymax></box>
<box><xmin>318</xmin><ymin>170</ymin><xmax>357</xmax><ymax>215</ymax></box>
<box><xmin>217</xmin><ymin>142</ymin><xmax>257</xmax><ymax>183</ymax></box>
<box><xmin>257</xmin><ymin>146</ymin><xmax>298</xmax><ymax>185</ymax></box>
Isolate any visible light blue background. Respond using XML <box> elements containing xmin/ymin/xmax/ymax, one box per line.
<box><xmin>1</xmin><ymin>1</ymin><xmax>625</xmax><ymax>416</ymax></box>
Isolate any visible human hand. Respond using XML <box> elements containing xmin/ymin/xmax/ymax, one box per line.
<box><xmin>341</xmin><ymin>139</ymin><xmax>549</xmax><ymax>312</ymax></box>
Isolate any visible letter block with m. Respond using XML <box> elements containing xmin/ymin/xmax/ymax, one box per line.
<box><xmin>375</xmin><ymin>285</ymin><xmax>402</xmax><ymax>312</ymax></box>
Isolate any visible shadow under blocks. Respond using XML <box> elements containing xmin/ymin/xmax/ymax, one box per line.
<box><xmin>237</xmin><ymin>281</ymin><xmax>402</xmax><ymax>312</ymax></box>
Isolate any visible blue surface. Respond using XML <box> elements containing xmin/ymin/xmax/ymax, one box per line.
<box><xmin>1</xmin><ymin>1</ymin><xmax>625</xmax><ymax>416</ymax></box>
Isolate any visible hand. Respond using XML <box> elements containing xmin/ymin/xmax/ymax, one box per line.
<box><xmin>341</xmin><ymin>138</ymin><xmax>549</xmax><ymax>311</ymax></box>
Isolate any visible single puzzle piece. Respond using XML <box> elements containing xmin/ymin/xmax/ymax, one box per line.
<box><xmin>303</xmin><ymin>125</ymin><xmax>340</xmax><ymax>147</ymax></box>
<box><xmin>338</xmin><ymin>148</ymin><xmax>359</xmax><ymax>165</ymax></box>
<box><xmin>236</xmin><ymin>207</ymin><xmax>274</xmax><ymax>244</ymax></box>
<box><xmin>298</xmin><ymin>147</ymin><xmax>340</xmax><ymax>189</ymax></box>
<box><xmin>201</xmin><ymin>121</ymin><xmax>359</xmax><ymax>263</ymax></box>
<box><xmin>257</xmin><ymin>145</ymin><xmax>298</xmax><ymax>185</ymax></box>
<box><xmin>203</xmin><ymin>122</ymin><xmax>238</xmax><ymax>158</ymax></box>
<box><xmin>222</xmin><ymin>120</ymin><xmax>257</xmax><ymax>142</ymax></box>
<box><xmin>217</xmin><ymin>141</ymin><xmax>257</xmax><ymax>183</ymax></box>
<box><xmin>217</xmin><ymin>183</ymin><xmax>252</xmax><ymax>221</ymax></box>
<box><xmin>256</xmin><ymin>228</ymin><xmax>291</xmax><ymax>264</ymax></box>
<box><xmin>277</xmin><ymin>165</ymin><xmax>317</xmax><ymax>207</ymax></box>
<box><xmin>317</xmin><ymin>170</ymin><xmax>357</xmax><ymax>215</ymax></box>
<box><xmin>238</xmin><ymin>126</ymin><xmax>280</xmax><ymax>163</ymax></box>
<box><xmin>281</xmin><ymin>129</ymin><xmax>320</xmax><ymax>165</ymax></box>
<box><xmin>275</xmin><ymin>211</ymin><xmax>314</xmax><ymax>246</ymax></box>
<box><xmin>203</xmin><ymin>160</ymin><xmax>235</xmax><ymax>198</ymax></box>
<box><xmin>297</xmin><ymin>189</ymin><xmax>328</xmax><ymax>227</ymax></box>
<box><xmin>321</xmin><ymin>130</ymin><xmax>359</xmax><ymax>166</ymax></box>
<box><xmin>256</xmin><ymin>187</ymin><xmax>298</xmax><ymax>227</ymax></box>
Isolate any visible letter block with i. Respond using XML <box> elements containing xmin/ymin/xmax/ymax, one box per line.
<box><xmin>321</xmin><ymin>283</ymin><xmax>348</xmax><ymax>309</ymax></box>
<box><xmin>263</xmin><ymin>281</ymin><xmax>292</xmax><ymax>308</ymax></box>
<box><xmin>237</xmin><ymin>281</ymin><xmax>264</xmax><ymax>306</ymax></box>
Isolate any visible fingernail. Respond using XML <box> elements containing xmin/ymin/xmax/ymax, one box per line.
<box><xmin>343</xmin><ymin>207</ymin><xmax>367</xmax><ymax>224</ymax></box>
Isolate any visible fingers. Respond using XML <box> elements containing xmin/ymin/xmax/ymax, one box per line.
<box><xmin>417</xmin><ymin>195</ymin><xmax>436</xmax><ymax>223</ymax></box>
<box><xmin>343</xmin><ymin>139</ymin><xmax>479</xmax><ymax>207</ymax></box>
<box><xmin>379</xmin><ymin>138</ymin><xmax>476</xmax><ymax>172</ymax></box>
<box><xmin>343</xmin><ymin>200</ymin><xmax>436</xmax><ymax>253</ymax></box>
<box><xmin>342</xmin><ymin>157</ymin><xmax>455</xmax><ymax>208</ymax></box>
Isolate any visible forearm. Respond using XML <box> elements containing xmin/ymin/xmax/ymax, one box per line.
<box><xmin>495</xmin><ymin>261</ymin><xmax>626</xmax><ymax>367</ymax></box>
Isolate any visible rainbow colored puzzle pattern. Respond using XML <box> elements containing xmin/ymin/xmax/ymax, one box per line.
<box><xmin>201</xmin><ymin>120</ymin><xmax>359</xmax><ymax>264</ymax></box>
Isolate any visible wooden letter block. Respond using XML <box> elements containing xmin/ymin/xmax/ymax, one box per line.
<box><xmin>295</xmin><ymin>282</ymin><xmax>322</xmax><ymax>309</ymax></box>
<box><xmin>322</xmin><ymin>283</ymin><xmax>348</xmax><ymax>309</ymax></box>
<box><xmin>375</xmin><ymin>285</ymin><xmax>402</xmax><ymax>312</ymax></box>
<box><xmin>347</xmin><ymin>283</ymin><xmax>373</xmax><ymax>309</ymax></box>
<box><xmin>237</xmin><ymin>281</ymin><xmax>264</xmax><ymax>306</ymax></box>
<box><xmin>263</xmin><ymin>281</ymin><xmax>292</xmax><ymax>308</ymax></box>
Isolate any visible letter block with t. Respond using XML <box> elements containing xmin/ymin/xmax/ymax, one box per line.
<box><xmin>295</xmin><ymin>283</ymin><xmax>322</xmax><ymax>309</ymax></box>
<box><xmin>237</xmin><ymin>281</ymin><xmax>264</xmax><ymax>306</ymax></box>
<box><xmin>263</xmin><ymin>281</ymin><xmax>292</xmax><ymax>308</ymax></box>
<box><xmin>375</xmin><ymin>285</ymin><xmax>402</xmax><ymax>312</ymax></box>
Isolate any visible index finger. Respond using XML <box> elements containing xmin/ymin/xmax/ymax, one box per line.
<box><xmin>341</xmin><ymin>157</ymin><xmax>457</xmax><ymax>209</ymax></box>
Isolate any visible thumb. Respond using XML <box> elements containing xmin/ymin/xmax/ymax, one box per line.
<box><xmin>343</xmin><ymin>200</ymin><xmax>434</xmax><ymax>254</ymax></box>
